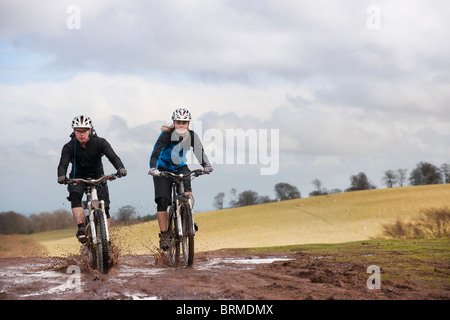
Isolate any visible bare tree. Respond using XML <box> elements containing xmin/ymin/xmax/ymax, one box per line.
<box><xmin>234</xmin><ymin>190</ymin><xmax>260</xmax><ymax>207</ymax></box>
<box><xmin>441</xmin><ymin>163</ymin><xmax>450</xmax><ymax>183</ymax></box>
<box><xmin>213</xmin><ymin>192</ymin><xmax>225</xmax><ymax>210</ymax></box>
<box><xmin>274</xmin><ymin>182</ymin><xmax>301</xmax><ymax>201</ymax></box>
<box><xmin>396</xmin><ymin>169</ymin><xmax>408</xmax><ymax>187</ymax></box>
<box><xmin>115</xmin><ymin>205</ymin><xmax>137</xmax><ymax>223</ymax></box>
<box><xmin>311</xmin><ymin>178</ymin><xmax>322</xmax><ymax>191</ymax></box>
<box><xmin>310</xmin><ymin>178</ymin><xmax>327</xmax><ymax>196</ymax></box>
<box><xmin>346</xmin><ymin>172</ymin><xmax>376</xmax><ymax>192</ymax></box>
<box><xmin>259</xmin><ymin>195</ymin><xmax>273</xmax><ymax>203</ymax></box>
<box><xmin>229</xmin><ymin>188</ymin><xmax>238</xmax><ymax>207</ymax></box>
<box><xmin>382</xmin><ymin>170</ymin><xmax>397</xmax><ymax>188</ymax></box>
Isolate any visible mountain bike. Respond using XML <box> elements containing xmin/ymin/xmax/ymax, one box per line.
<box><xmin>65</xmin><ymin>173</ymin><xmax>123</xmax><ymax>274</ymax></box>
<box><xmin>150</xmin><ymin>169</ymin><xmax>208</xmax><ymax>267</ymax></box>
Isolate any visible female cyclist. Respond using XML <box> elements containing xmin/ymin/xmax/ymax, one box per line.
<box><xmin>149</xmin><ymin>108</ymin><xmax>213</xmax><ymax>250</ymax></box>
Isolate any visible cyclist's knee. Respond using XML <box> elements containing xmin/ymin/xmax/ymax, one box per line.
<box><xmin>70</xmin><ymin>192</ymin><xmax>83</xmax><ymax>208</ymax></box>
<box><xmin>156</xmin><ymin>197</ymin><xmax>170</xmax><ymax>211</ymax></box>
<box><xmin>105</xmin><ymin>207</ymin><xmax>110</xmax><ymax>218</ymax></box>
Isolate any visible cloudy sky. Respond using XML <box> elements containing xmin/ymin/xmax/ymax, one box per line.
<box><xmin>1</xmin><ymin>0</ymin><xmax>449</xmax><ymax>216</ymax></box>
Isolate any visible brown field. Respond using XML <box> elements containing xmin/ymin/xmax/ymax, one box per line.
<box><xmin>0</xmin><ymin>234</ymin><xmax>48</xmax><ymax>258</ymax></box>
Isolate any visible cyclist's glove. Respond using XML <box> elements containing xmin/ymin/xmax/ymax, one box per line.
<box><xmin>149</xmin><ymin>168</ymin><xmax>161</xmax><ymax>177</ymax></box>
<box><xmin>58</xmin><ymin>176</ymin><xmax>68</xmax><ymax>184</ymax></box>
<box><xmin>204</xmin><ymin>165</ymin><xmax>213</xmax><ymax>173</ymax></box>
<box><xmin>118</xmin><ymin>168</ymin><xmax>127</xmax><ymax>177</ymax></box>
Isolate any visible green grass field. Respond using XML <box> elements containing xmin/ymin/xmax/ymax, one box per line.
<box><xmin>235</xmin><ymin>238</ymin><xmax>450</xmax><ymax>288</ymax></box>
<box><xmin>9</xmin><ymin>184</ymin><xmax>450</xmax><ymax>257</ymax></box>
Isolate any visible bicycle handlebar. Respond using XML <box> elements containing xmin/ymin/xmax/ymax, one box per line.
<box><xmin>148</xmin><ymin>168</ymin><xmax>208</xmax><ymax>180</ymax></box>
<box><xmin>66</xmin><ymin>173</ymin><xmax>121</xmax><ymax>185</ymax></box>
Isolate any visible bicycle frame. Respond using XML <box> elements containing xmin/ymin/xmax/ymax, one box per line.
<box><xmin>173</xmin><ymin>184</ymin><xmax>193</xmax><ymax>239</ymax></box>
<box><xmin>82</xmin><ymin>182</ymin><xmax>109</xmax><ymax>244</ymax></box>
<box><xmin>64</xmin><ymin>173</ymin><xmax>122</xmax><ymax>274</ymax></box>
<box><xmin>68</xmin><ymin>174</ymin><xmax>118</xmax><ymax>244</ymax></box>
<box><xmin>163</xmin><ymin>170</ymin><xmax>204</xmax><ymax>238</ymax></box>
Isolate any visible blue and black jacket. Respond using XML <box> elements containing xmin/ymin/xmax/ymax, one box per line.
<box><xmin>149</xmin><ymin>130</ymin><xmax>210</xmax><ymax>172</ymax></box>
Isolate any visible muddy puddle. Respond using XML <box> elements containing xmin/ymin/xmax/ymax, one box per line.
<box><xmin>196</xmin><ymin>256</ymin><xmax>293</xmax><ymax>271</ymax></box>
<box><xmin>1</xmin><ymin>249</ymin><xmax>448</xmax><ymax>300</ymax></box>
<box><xmin>0</xmin><ymin>254</ymin><xmax>294</xmax><ymax>300</ymax></box>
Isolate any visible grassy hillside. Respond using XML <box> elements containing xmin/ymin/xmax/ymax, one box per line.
<box><xmin>29</xmin><ymin>228</ymin><xmax>78</xmax><ymax>257</ymax></box>
<box><xmin>11</xmin><ymin>184</ymin><xmax>450</xmax><ymax>257</ymax></box>
<box><xmin>193</xmin><ymin>184</ymin><xmax>450</xmax><ymax>252</ymax></box>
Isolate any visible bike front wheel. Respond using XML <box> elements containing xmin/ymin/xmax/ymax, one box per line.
<box><xmin>94</xmin><ymin>209</ymin><xmax>110</xmax><ymax>274</ymax></box>
<box><xmin>180</xmin><ymin>203</ymin><xmax>195</xmax><ymax>267</ymax></box>
<box><xmin>167</xmin><ymin>207</ymin><xmax>180</xmax><ymax>267</ymax></box>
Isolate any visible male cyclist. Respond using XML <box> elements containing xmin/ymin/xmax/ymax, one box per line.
<box><xmin>149</xmin><ymin>108</ymin><xmax>213</xmax><ymax>250</ymax></box>
<box><xmin>57</xmin><ymin>115</ymin><xmax>127</xmax><ymax>243</ymax></box>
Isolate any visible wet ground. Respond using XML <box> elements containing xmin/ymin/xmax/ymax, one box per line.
<box><xmin>1</xmin><ymin>248</ymin><xmax>448</xmax><ymax>300</ymax></box>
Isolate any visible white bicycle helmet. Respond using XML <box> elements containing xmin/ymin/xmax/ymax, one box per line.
<box><xmin>171</xmin><ymin>108</ymin><xmax>191</xmax><ymax>121</ymax></box>
<box><xmin>72</xmin><ymin>115</ymin><xmax>93</xmax><ymax>129</ymax></box>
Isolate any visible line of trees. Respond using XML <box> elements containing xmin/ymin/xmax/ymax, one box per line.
<box><xmin>0</xmin><ymin>205</ymin><xmax>158</xmax><ymax>235</ymax></box>
<box><xmin>112</xmin><ymin>205</ymin><xmax>157</xmax><ymax>226</ymax></box>
<box><xmin>0</xmin><ymin>210</ymin><xmax>74</xmax><ymax>235</ymax></box>
<box><xmin>309</xmin><ymin>161</ymin><xmax>450</xmax><ymax>196</ymax></box>
<box><xmin>213</xmin><ymin>182</ymin><xmax>301</xmax><ymax>209</ymax></box>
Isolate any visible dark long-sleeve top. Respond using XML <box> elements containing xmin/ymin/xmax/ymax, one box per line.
<box><xmin>57</xmin><ymin>135</ymin><xmax>124</xmax><ymax>179</ymax></box>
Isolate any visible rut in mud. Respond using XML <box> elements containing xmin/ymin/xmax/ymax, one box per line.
<box><xmin>1</xmin><ymin>248</ymin><xmax>448</xmax><ymax>300</ymax></box>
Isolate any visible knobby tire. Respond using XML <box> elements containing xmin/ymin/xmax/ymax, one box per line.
<box><xmin>181</xmin><ymin>203</ymin><xmax>195</xmax><ymax>267</ymax></box>
<box><xmin>84</xmin><ymin>222</ymin><xmax>97</xmax><ymax>271</ymax></box>
<box><xmin>94</xmin><ymin>209</ymin><xmax>110</xmax><ymax>274</ymax></box>
<box><xmin>168</xmin><ymin>207</ymin><xmax>180</xmax><ymax>267</ymax></box>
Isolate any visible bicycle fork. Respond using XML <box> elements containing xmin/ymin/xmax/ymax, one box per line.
<box><xmin>87</xmin><ymin>189</ymin><xmax>110</xmax><ymax>244</ymax></box>
<box><xmin>175</xmin><ymin>195</ymin><xmax>196</xmax><ymax>238</ymax></box>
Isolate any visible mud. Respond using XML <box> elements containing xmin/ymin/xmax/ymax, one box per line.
<box><xmin>0</xmin><ymin>248</ymin><xmax>448</xmax><ymax>300</ymax></box>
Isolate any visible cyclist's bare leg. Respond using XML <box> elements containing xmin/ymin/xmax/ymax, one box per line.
<box><xmin>72</xmin><ymin>207</ymin><xmax>86</xmax><ymax>242</ymax></box>
<box><xmin>72</xmin><ymin>207</ymin><xmax>85</xmax><ymax>224</ymax></box>
<box><xmin>157</xmin><ymin>211</ymin><xmax>168</xmax><ymax>232</ymax></box>
<box><xmin>157</xmin><ymin>210</ymin><xmax>171</xmax><ymax>250</ymax></box>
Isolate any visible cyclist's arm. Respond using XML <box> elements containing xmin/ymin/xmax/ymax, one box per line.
<box><xmin>191</xmin><ymin>131</ymin><xmax>211</xmax><ymax>167</ymax></box>
<box><xmin>150</xmin><ymin>131</ymin><xmax>170</xmax><ymax>169</ymax></box>
<box><xmin>57</xmin><ymin>143</ymin><xmax>72</xmax><ymax>177</ymax></box>
<box><xmin>99</xmin><ymin>138</ymin><xmax>125</xmax><ymax>170</ymax></box>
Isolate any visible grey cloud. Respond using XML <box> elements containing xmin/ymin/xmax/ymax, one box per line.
<box><xmin>193</xmin><ymin>108</ymin><xmax>420</xmax><ymax>158</ymax></box>
<box><xmin>2</xmin><ymin>1</ymin><xmax>450</xmax><ymax>214</ymax></box>
<box><xmin>5</xmin><ymin>0</ymin><xmax>446</xmax><ymax>83</ymax></box>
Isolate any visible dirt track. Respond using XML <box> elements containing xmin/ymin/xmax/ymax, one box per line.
<box><xmin>1</xmin><ymin>247</ymin><xmax>448</xmax><ymax>300</ymax></box>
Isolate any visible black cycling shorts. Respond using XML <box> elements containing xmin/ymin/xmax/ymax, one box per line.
<box><xmin>67</xmin><ymin>181</ymin><xmax>111</xmax><ymax>217</ymax></box>
<box><xmin>153</xmin><ymin>166</ymin><xmax>192</xmax><ymax>204</ymax></box>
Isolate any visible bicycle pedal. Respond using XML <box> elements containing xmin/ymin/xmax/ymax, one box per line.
<box><xmin>77</xmin><ymin>235</ymin><xmax>87</xmax><ymax>244</ymax></box>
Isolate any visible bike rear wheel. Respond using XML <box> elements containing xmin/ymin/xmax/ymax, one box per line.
<box><xmin>180</xmin><ymin>203</ymin><xmax>195</xmax><ymax>266</ymax></box>
<box><xmin>94</xmin><ymin>209</ymin><xmax>110</xmax><ymax>274</ymax></box>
